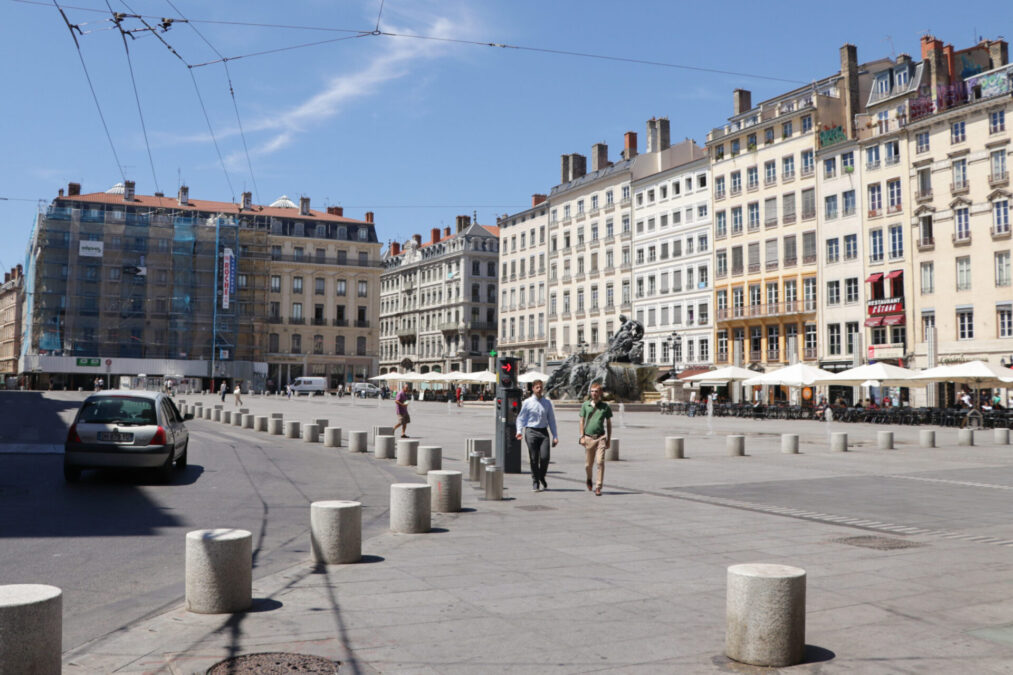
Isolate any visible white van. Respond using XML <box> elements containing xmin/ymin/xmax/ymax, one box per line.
<box><xmin>289</xmin><ymin>377</ymin><xmax>327</xmax><ymax>396</ymax></box>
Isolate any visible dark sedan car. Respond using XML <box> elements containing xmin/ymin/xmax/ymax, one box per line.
<box><xmin>64</xmin><ymin>391</ymin><xmax>192</xmax><ymax>482</ymax></box>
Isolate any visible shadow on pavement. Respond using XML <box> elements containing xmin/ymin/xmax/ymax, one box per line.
<box><xmin>0</xmin><ymin>391</ymin><xmax>81</xmax><ymax>446</ymax></box>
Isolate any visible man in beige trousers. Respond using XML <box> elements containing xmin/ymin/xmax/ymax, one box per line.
<box><xmin>578</xmin><ymin>382</ymin><xmax>612</xmax><ymax>496</ymax></box>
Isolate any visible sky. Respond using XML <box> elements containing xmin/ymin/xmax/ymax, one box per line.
<box><xmin>0</xmin><ymin>0</ymin><xmax>1006</xmax><ymax>273</ymax></box>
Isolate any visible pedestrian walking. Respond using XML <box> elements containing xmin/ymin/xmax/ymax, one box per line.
<box><xmin>234</xmin><ymin>384</ymin><xmax>243</xmax><ymax>407</ymax></box>
<box><xmin>393</xmin><ymin>383</ymin><xmax>411</xmax><ymax>438</ymax></box>
<box><xmin>515</xmin><ymin>379</ymin><xmax>558</xmax><ymax>492</ymax></box>
<box><xmin>456</xmin><ymin>386</ymin><xmax>463</xmax><ymax>408</ymax></box>
<box><xmin>219</xmin><ymin>380</ymin><xmax>227</xmax><ymax>403</ymax></box>
<box><xmin>286</xmin><ymin>383</ymin><xmax>293</xmax><ymax>400</ymax></box>
<box><xmin>578</xmin><ymin>382</ymin><xmax>612</xmax><ymax>496</ymax></box>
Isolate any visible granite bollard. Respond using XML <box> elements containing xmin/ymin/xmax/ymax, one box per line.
<box><xmin>484</xmin><ymin>466</ymin><xmax>504</xmax><ymax>500</ymax></box>
<box><xmin>396</xmin><ymin>439</ymin><xmax>419</xmax><ymax>466</ymax></box>
<box><xmin>995</xmin><ymin>428</ymin><xmax>1010</xmax><ymax>445</ymax></box>
<box><xmin>780</xmin><ymin>434</ymin><xmax>799</xmax><ymax>454</ymax></box>
<box><xmin>877</xmin><ymin>431</ymin><xmax>894</xmax><ymax>450</ymax></box>
<box><xmin>254</xmin><ymin>415</ymin><xmax>267</xmax><ymax>432</ymax></box>
<box><xmin>268</xmin><ymin>418</ymin><xmax>284</xmax><ymax>435</ymax></box>
<box><xmin>374</xmin><ymin>434</ymin><xmax>395</xmax><ymax>459</ymax></box>
<box><xmin>284</xmin><ymin>420</ymin><xmax>301</xmax><ymax>439</ymax></box>
<box><xmin>348</xmin><ymin>431</ymin><xmax>368</xmax><ymax>453</ymax></box>
<box><xmin>958</xmin><ymin>429</ymin><xmax>975</xmax><ymax>446</ymax></box>
<box><xmin>416</xmin><ymin>445</ymin><xmax>442</xmax><ymax>474</ymax></box>
<box><xmin>665</xmin><ymin>436</ymin><xmax>685</xmax><ymax>459</ymax></box>
<box><xmin>726</xmin><ymin>563</ymin><xmax>806</xmax><ymax>667</ymax></box>
<box><xmin>727</xmin><ymin>435</ymin><xmax>745</xmax><ymax>457</ymax></box>
<box><xmin>830</xmin><ymin>432</ymin><xmax>848</xmax><ymax>452</ymax></box>
<box><xmin>324</xmin><ymin>427</ymin><xmax>342</xmax><ymax>447</ymax></box>
<box><xmin>222</xmin><ymin>411</ymin><xmax>232</xmax><ymax>425</ymax></box>
<box><xmin>185</xmin><ymin>528</ymin><xmax>252</xmax><ymax>614</ymax></box>
<box><xmin>919</xmin><ymin>429</ymin><xmax>936</xmax><ymax>447</ymax></box>
<box><xmin>231</xmin><ymin>411</ymin><xmax>243</xmax><ymax>426</ymax></box>
<box><xmin>0</xmin><ymin>584</ymin><xmax>62</xmax><ymax>675</ymax></box>
<box><xmin>203</xmin><ymin>407</ymin><xmax>212</xmax><ymax>420</ymax></box>
<box><xmin>304</xmin><ymin>424</ymin><xmax>320</xmax><ymax>443</ymax></box>
<box><xmin>604</xmin><ymin>438</ymin><xmax>620</xmax><ymax>461</ymax></box>
<box><xmin>310</xmin><ymin>501</ymin><xmax>361</xmax><ymax>565</ymax></box>
<box><xmin>389</xmin><ymin>483</ymin><xmax>431</xmax><ymax>533</ymax></box>
<box><xmin>243</xmin><ymin>413</ymin><xmax>255</xmax><ymax>429</ymax></box>
<box><xmin>213</xmin><ymin>408</ymin><xmax>222</xmax><ymax>422</ymax></box>
<box><xmin>427</xmin><ymin>470</ymin><xmax>462</xmax><ymax>512</ymax></box>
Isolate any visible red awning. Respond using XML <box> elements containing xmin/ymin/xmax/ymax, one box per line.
<box><xmin>866</xmin><ymin>272</ymin><xmax>883</xmax><ymax>283</ymax></box>
<box><xmin>885</xmin><ymin>270</ymin><xmax>903</xmax><ymax>279</ymax></box>
<box><xmin>864</xmin><ymin>317</ymin><xmax>884</xmax><ymax>327</ymax></box>
<box><xmin>882</xmin><ymin>314</ymin><xmax>906</xmax><ymax>326</ymax></box>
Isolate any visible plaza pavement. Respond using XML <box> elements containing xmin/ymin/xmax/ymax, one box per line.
<box><xmin>59</xmin><ymin>392</ymin><xmax>1013</xmax><ymax>672</ymax></box>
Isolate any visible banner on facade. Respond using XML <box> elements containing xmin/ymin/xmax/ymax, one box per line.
<box><xmin>222</xmin><ymin>248</ymin><xmax>233</xmax><ymax>309</ymax></box>
<box><xmin>79</xmin><ymin>240</ymin><xmax>104</xmax><ymax>257</ymax></box>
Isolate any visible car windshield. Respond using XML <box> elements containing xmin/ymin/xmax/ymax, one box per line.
<box><xmin>79</xmin><ymin>397</ymin><xmax>158</xmax><ymax>426</ymax></box>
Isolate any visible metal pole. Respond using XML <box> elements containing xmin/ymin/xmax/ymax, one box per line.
<box><xmin>210</xmin><ymin>219</ymin><xmax>219</xmax><ymax>387</ymax></box>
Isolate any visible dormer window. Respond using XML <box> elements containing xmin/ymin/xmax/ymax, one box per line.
<box><xmin>896</xmin><ymin>69</ymin><xmax>909</xmax><ymax>87</ymax></box>
<box><xmin>876</xmin><ymin>76</ymin><xmax>890</xmax><ymax>95</ymax></box>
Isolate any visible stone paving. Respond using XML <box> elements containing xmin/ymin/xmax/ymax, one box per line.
<box><xmin>61</xmin><ymin>392</ymin><xmax>1013</xmax><ymax>673</ymax></box>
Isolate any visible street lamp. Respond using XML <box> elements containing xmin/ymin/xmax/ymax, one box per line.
<box><xmin>664</xmin><ymin>332</ymin><xmax>682</xmax><ymax>374</ymax></box>
<box><xmin>577</xmin><ymin>340</ymin><xmax>588</xmax><ymax>357</ymax></box>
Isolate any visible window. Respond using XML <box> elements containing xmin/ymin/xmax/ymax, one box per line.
<box><xmin>957</xmin><ymin>309</ymin><xmax>974</xmax><ymax>339</ymax></box>
<box><xmin>782</xmin><ymin>120</ymin><xmax>792</xmax><ymax>138</ymax></box>
<box><xmin>747</xmin><ymin>202</ymin><xmax>760</xmax><ymax>230</ymax></box>
<box><xmin>336</xmin><ymin>279</ymin><xmax>347</xmax><ymax>296</ymax></box>
<box><xmin>801</xmin><ymin>115</ymin><xmax>812</xmax><ymax>133</ymax></box>
<box><xmin>952</xmin><ymin>158</ymin><xmax>967</xmax><ymax>189</ymax></box>
<box><xmin>870</xmin><ymin>230</ymin><xmax>883</xmax><ymax>262</ymax></box>
<box><xmin>841</xmin><ymin>190</ymin><xmax>856</xmax><ymax>217</ymax></box>
<box><xmin>716</xmin><ymin>211</ymin><xmax>727</xmax><ymax>237</ymax></box>
<box><xmin>824</xmin><ymin>157</ymin><xmax>837</xmax><ymax>178</ymax></box>
<box><xmin>866</xmin><ymin>145</ymin><xmax>880</xmax><ymax>169</ymax></box>
<box><xmin>843</xmin><ymin>234</ymin><xmax>857</xmax><ymax>260</ymax></box>
<box><xmin>990</xmin><ymin>110</ymin><xmax>1006</xmax><ymax>134</ymax></box>
<box><xmin>802</xmin><ymin>231</ymin><xmax>816</xmax><ymax>264</ymax></box>
<box><xmin>841</xmin><ymin>151</ymin><xmax>854</xmax><ymax>171</ymax></box>
<box><xmin>826</xmin><ymin>280</ymin><xmax>840</xmax><ymax>305</ymax></box>
<box><xmin>292</xmin><ymin>277</ymin><xmax>303</xmax><ymax>294</ymax></box>
<box><xmin>922</xmin><ymin>312</ymin><xmax>935</xmax><ymax>341</ymax></box>
<box><xmin>801</xmin><ymin>150</ymin><xmax>814</xmax><ymax>175</ymax></box>
<box><xmin>314</xmin><ymin>277</ymin><xmax>325</xmax><ymax>295</ymax></box>
<box><xmin>765</xmin><ymin>160</ymin><xmax>776</xmax><ymax>184</ymax></box>
<box><xmin>765</xmin><ymin>238</ymin><xmax>778</xmax><ymax>269</ymax></box>
<box><xmin>716</xmin><ymin>250</ymin><xmax>728</xmax><ymax>276</ymax></box>
<box><xmin>916</xmin><ymin>131</ymin><xmax>930</xmax><ymax>154</ymax></box>
<box><xmin>888</xmin><ymin>225</ymin><xmax>903</xmax><ymax>259</ymax></box>
<box><xmin>824</xmin><ymin>195</ymin><xmax>838</xmax><ymax>220</ymax></box>
<box><xmin>999</xmin><ymin>306</ymin><xmax>1013</xmax><ymax>338</ymax></box>
<box><xmin>731</xmin><ymin>207</ymin><xmax>743</xmax><ymax>234</ymax></box>
<box><xmin>270</xmin><ymin>275</ymin><xmax>281</xmax><ymax>292</ymax></box>
<box><xmin>731</xmin><ymin>171</ymin><xmax>742</xmax><ymax>193</ymax></box>
<box><xmin>920</xmin><ymin>262</ymin><xmax>934</xmax><ymax>294</ymax></box>
<box><xmin>826</xmin><ymin>237</ymin><xmax>839</xmax><ymax>263</ymax></box>
<box><xmin>747</xmin><ymin>166</ymin><xmax>759</xmax><ymax>190</ymax></box>
<box><xmin>731</xmin><ymin>138</ymin><xmax>741</xmax><ymax>155</ymax></box>
<box><xmin>782</xmin><ymin>155</ymin><xmax>795</xmax><ymax>178</ymax></box>
<box><xmin>884</xmin><ymin>140</ymin><xmax>900</xmax><ymax>165</ymax></box>
<box><xmin>956</xmin><ymin>257</ymin><xmax>972</xmax><ymax>290</ymax></box>
<box><xmin>783</xmin><ymin>193</ymin><xmax>796</xmax><ymax>222</ymax></box>
<box><xmin>801</xmin><ymin>188</ymin><xmax>815</xmax><ymax>219</ymax></box>
<box><xmin>951</xmin><ymin>120</ymin><xmax>966</xmax><ymax>143</ymax></box>
<box><xmin>955</xmin><ymin>207</ymin><xmax>970</xmax><ymax>241</ymax></box>
<box><xmin>715</xmin><ymin>176</ymin><xmax>726</xmax><ymax>198</ymax></box>
<box><xmin>997</xmin><ymin>252</ymin><xmax>1012</xmax><ymax>287</ymax></box>
<box><xmin>828</xmin><ymin>324</ymin><xmax>841</xmax><ymax>356</ymax></box>
<box><xmin>845</xmin><ymin>278</ymin><xmax>859</xmax><ymax>303</ymax></box>
<box><xmin>783</xmin><ymin>235</ymin><xmax>797</xmax><ymax>266</ymax></box>
<box><xmin>887</xmin><ymin>179</ymin><xmax>902</xmax><ymax>211</ymax></box>
<box><xmin>992</xmin><ymin>149</ymin><xmax>1008</xmax><ymax>182</ymax></box>
<box><xmin>868</xmin><ymin>184</ymin><xmax>882</xmax><ymax>214</ymax></box>
<box><xmin>291</xmin><ymin>334</ymin><xmax>302</xmax><ymax>353</ymax></box>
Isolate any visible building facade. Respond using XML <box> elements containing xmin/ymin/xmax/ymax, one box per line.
<box><xmin>630</xmin><ymin>122</ymin><xmax>711</xmax><ymax>370</ymax></box>
<box><xmin>379</xmin><ymin>216</ymin><xmax>499</xmax><ymax>375</ymax></box>
<box><xmin>22</xmin><ymin>182</ymin><xmax>380</xmax><ymax>390</ymax></box>
<box><xmin>547</xmin><ymin>136</ymin><xmax>637</xmax><ymax>361</ymax></box>
<box><xmin>0</xmin><ymin>265</ymin><xmax>24</xmax><ymax>385</ymax></box>
<box><xmin>496</xmin><ymin>197</ymin><xmax>550</xmax><ymax>370</ymax></box>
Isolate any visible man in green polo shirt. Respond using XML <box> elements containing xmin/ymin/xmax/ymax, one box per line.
<box><xmin>579</xmin><ymin>382</ymin><xmax>612</xmax><ymax>496</ymax></box>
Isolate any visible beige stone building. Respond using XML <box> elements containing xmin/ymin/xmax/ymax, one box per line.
<box><xmin>379</xmin><ymin>216</ymin><xmax>499</xmax><ymax>376</ymax></box>
<box><xmin>496</xmin><ymin>197</ymin><xmax>550</xmax><ymax>370</ymax></box>
<box><xmin>0</xmin><ymin>265</ymin><xmax>23</xmax><ymax>384</ymax></box>
<box><xmin>265</xmin><ymin>197</ymin><xmax>382</xmax><ymax>390</ymax></box>
<box><xmin>547</xmin><ymin>135</ymin><xmax>638</xmax><ymax>360</ymax></box>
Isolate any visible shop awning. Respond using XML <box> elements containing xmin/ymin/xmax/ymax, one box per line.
<box><xmin>885</xmin><ymin>270</ymin><xmax>903</xmax><ymax>279</ymax></box>
<box><xmin>866</xmin><ymin>272</ymin><xmax>883</xmax><ymax>283</ymax></box>
<box><xmin>864</xmin><ymin>316</ymin><xmax>884</xmax><ymax>327</ymax></box>
<box><xmin>882</xmin><ymin>314</ymin><xmax>906</xmax><ymax>326</ymax></box>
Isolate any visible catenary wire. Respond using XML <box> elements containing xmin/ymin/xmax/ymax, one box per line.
<box><xmin>188</xmin><ymin>32</ymin><xmax>370</xmax><ymax>68</ymax></box>
<box><xmin>106</xmin><ymin>0</ymin><xmax>161</xmax><ymax>195</ymax></box>
<box><xmin>51</xmin><ymin>0</ymin><xmax>125</xmax><ymax>182</ymax></box>
<box><xmin>374</xmin><ymin>0</ymin><xmax>385</xmax><ymax>33</ymax></box>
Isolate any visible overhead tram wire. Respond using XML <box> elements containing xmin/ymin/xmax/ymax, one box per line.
<box><xmin>188</xmin><ymin>32</ymin><xmax>371</xmax><ymax>69</ymax></box>
<box><xmin>51</xmin><ymin>0</ymin><xmax>125</xmax><ymax>183</ymax></box>
<box><xmin>17</xmin><ymin>0</ymin><xmax>806</xmax><ymax>84</ymax></box>
<box><xmin>106</xmin><ymin>0</ymin><xmax>161</xmax><ymax>196</ymax></box>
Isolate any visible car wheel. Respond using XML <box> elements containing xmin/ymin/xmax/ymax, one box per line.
<box><xmin>175</xmin><ymin>441</ymin><xmax>188</xmax><ymax>469</ymax></box>
<box><xmin>63</xmin><ymin>463</ymin><xmax>81</xmax><ymax>483</ymax></box>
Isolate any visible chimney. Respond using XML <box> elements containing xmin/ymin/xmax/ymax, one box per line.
<box><xmin>560</xmin><ymin>154</ymin><xmax>572</xmax><ymax>184</ymax></box>
<box><xmin>154</xmin><ymin>191</ymin><xmax>164</xmax><ymax>198</ymax></box>
<box><xmin>840</xmin><ymin>44</ymin><xmax>859</xmax><ymax>139</ymax></box>
<box><xmin>570</xmin><ymin>153</ymin><xmax>587</xmax><ymax>180</ymax></box>
<box><xmin>733</xmin><ymin>89</ymin><xmax>752</xmax><ymax>115</ymax></box>
<box><xmin>123</xmin><ymin>180</ymin><xmax>135</xmax><ymax>201</ymax></box>
<box><xmin>326</xmin><ymin>206</ymin><xmax>344</xmax><ymax>217</ymax></box>
<box><xmin>622</xmin><ymin>132</ymin><xmax>638</xmax><ymax>160</ymax></box>
<box><xmin>177</xmin><ymin>185</ymin><xmax>189</xmax><ymax>205</ymax></box>
<box><xmin>531</xmin><ymin>193</ymin><xmax>547</xmax><ymax>207</ymax></box>
<box><xmin>443</xmin><ymin>226</ymin><xmax>451</xmax><ymax>237</ymax></box>
<box><xmin>241</xmin><ymin>191</ymin><xmax>252</xmax><ymax>210</ymax></box>
<box><xmin>58</xmin><ymin>188</ymin><xmax>64</xmax><ymax>197</ymax></box>
<box><xmin>3</xmin><ymin>273</ymin><xmax>8</xmax><ymax>283</ymax></box>
<box><xmin>365</xmin><ymin>211</ymin><xmax>374</xmax><ymax>224</ymax></box>
<box><xmin>68</xmin><ymin>182</ymin><xmax>81</xmax><ymax>196</ymax></box>
<box><xmin>390</xmin><ymin>241</ymin><xmax>401</xmax><ymax>256</ymax></box>
<box><xmin>412</xmin><ymin>234</ymin><xmax>422</xmax><ymax>246</ymax></box>
<box><xmin>591</xmin><ymin>143</ymin><xmax>610</xmax><ymax>171</ymax></box>
<box><xmin>299</xmin><ymin>196</ymin><xmax>311</xmax><ymax>216</ymax></box>
<box><xmin>455</xmin><ymin>215</ymin><xmax>471</xmax><ymax>233</ymax></box>
<box><xmin>897</xmin><ymin>53</ymin><xmax>912</xmax><ymax>66</ymax></box>
<box><xmin>645</xmin><ymin>117</ymin><xmax>671</xmax><ymax>153</ymax></box>
<box><xmin>988</xmin><ymin>39</ymin><xmax>1009</xmax><ymax>69</ymax></box>
<box><xmin>431</xmin><ymin>227</ymin><xmax>441</xmax><ymax>244</ymax></box>
<box><xmin>922</xmin><ymin>35</ymin><xmax>951</xmax><ymax>107</ymax></box>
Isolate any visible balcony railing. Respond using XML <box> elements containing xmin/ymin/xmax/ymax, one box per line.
<box><xmin>951</xmin><ymin>180</ymin><xmax>969</xmax><ymax>194</ymax></box>
<box><xmin>288</xmin><ymin>317</ymin><xmax>305</xmax><ymax>325</ymax></box>
<box><xmin>354</xmin><ymin>320</ymin><xmax>370</xmax><ymax>328</ymax></box>
<box><xmin>803</xmin><ymin>347</ymin><xmax>817</xmax><ymax>360</ymax></box>
<box><xmin>748</xmin><ymin>262</ymin><xmax>761</xmax><ymax>273</ymax></box>
<box><xmin>270</xmin><ymin>254</ymin><xmax>382</xmax><ymax>268</ymax></box>
<box><xmin>783</xmin><ymin>256</ymin><xmax>797</xmax><ymax>267</ymax></box>
<box><xmin>992</xmin><ymin>225</ymin><xmax>1012</xmax><ymax>240</ymax></box>
<box><xmin>917</xmin><ymin>237</ymin><xmax>935</xmax><ymax>251</ymax></box>
<box><xmin>311</xmin><ymin>317</ymin><xmax>327</xmax><ymax>326</ymax></box>
<box><xmin>267</xmin><ymin>316</ymin><xmax>283</xmax><ymax>324</ymax></box>
<box><xmin>990</xmin><ymin>171</ymin><xmax>1010</xmax><ymax>187</ymax></box>
<box><xmin>717</xmin><ymin>350</ymin><xmax>729</xmax><ymax>363</ymax></box>
<box><xmin>749</xmin><ymin>350</ymin><xmax>762</xmax><ymax>361</ymax></box>
<box><xmin>915</xmin><ymin>189</ymin><xmax>933</xmax><ymax>202</ymax></box>
<box><xmin>783</xmin><ymin>213</ymin><xmax>796</xmax><ymax>224</ymax></box>
<box><xmin>953</xmin><ymin>232</ymin><xmax>972</xmax><ymax>245</ymax></box>
<box><xmin>887</xmin><ymin>203</ymin><xmax>903</xmax><ymax>214</ymax></box>
<box><xmin>333</xmin><ymin>318</ymin><xmax>349</xmax><ymax>326</ymax></box>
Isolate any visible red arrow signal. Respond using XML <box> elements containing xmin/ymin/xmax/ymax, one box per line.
<box><xmin>502</xmin><ymin>363</ymin><xmax>512</xmax><ymax>372</ymax></box>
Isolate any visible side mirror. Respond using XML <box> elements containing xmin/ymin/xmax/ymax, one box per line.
<box><xmin>184</xmin><ymin>413</ymin><xmax>194</xmax><ymax>420</ymax></box>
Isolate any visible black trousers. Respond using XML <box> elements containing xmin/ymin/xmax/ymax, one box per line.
<box><xmin>524</xmin><ymin>427</ymin><xmax>550</xmax><ymax>483</ymax></box>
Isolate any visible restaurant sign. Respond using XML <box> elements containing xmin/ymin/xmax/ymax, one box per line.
<box><xmin>868</xmin><ymin>297</ymin><xmax>904</xmax><ymax>316</ymax></box>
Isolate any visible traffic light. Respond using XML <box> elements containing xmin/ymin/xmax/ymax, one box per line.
<box><xmin>498</xmin><ymin>359</ymin><xmax>515</xmax><ymax>388</ymax></box>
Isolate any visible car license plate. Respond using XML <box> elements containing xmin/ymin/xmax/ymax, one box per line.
<box><xmin>98</xmin><ymin>431</ymin><xmax>133</xmax><ymax>442</ymax></box>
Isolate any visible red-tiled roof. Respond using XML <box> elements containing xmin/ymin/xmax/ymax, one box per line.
<box><xmin>388</xmin><ymin>223</ymin><xmax>498</xmax><ymax>257</ymax></box>
<box><xmin>58</xmin><ymin>192</ymin><xmax>369</xmax><ymax>224</ymax></box>
<box><xmin>481</xmin><ymin>225</ymin><xmax>499</xmax><ymax>237</ymax></box>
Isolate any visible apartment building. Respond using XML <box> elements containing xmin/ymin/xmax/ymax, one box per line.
<box><xmin>907</xmin><ymin>51</ymin><xmax>1013</xmax><ymax>387</ymax></box>
<box><xmin>496</xmin><ymin>196</ymin><xmax>550</xmax><ymax>370</ymax></box>
<box><xmin>709</xmin><ymin>45</ymin><xmax>888</xmax><ymax>377</ymax></box>
<box><xmin>547</xmin><ymin>136</ymin><xmax>637</xmax><ymax>360</ymax></box>
<box><xmin>379</xmin><ymin>216</ymin><xmax>499</xmax><ymax>375</ymax></box>
<box><xmin>265</xmin><ymin>198</ymin><xmax>382</xmax><ymax>389</ymax></box>
<box><xmin>629</xmin><ymin>120</ymin><xmax>711</xmax><ymax>370</ymax></box>
<box><xmin>816</xmin><ymin>137</ymin><xmax>865</xmax><ymax>380</ymax></box>
<box><xmin>0</xmin><ymin>265</ymin><xmax>23</xmax><ymax>385</ymax></box>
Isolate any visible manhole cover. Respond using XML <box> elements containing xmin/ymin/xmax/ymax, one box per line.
<box><xmin>515</xmin><ymin>504</ymin><xmax>556</xmax><ymax>511</ymax></box>
<box><xmin>207</xmin><ymin>652</ymin><xmax>339</xmax><ymax>674</ymax></box>
<box><xmin>833</xmin><ymin>535</ymin><xmax>923</xmax><ymax>550</ymax></box>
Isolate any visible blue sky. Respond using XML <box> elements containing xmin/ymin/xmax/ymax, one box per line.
<box><xmin>0</xmin><ymin>0</ymin><xmax>1003</xmax><ymax>272</ymax></box>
